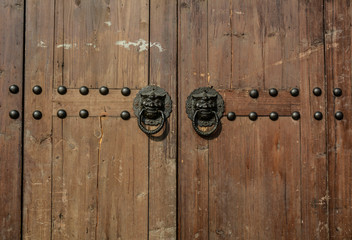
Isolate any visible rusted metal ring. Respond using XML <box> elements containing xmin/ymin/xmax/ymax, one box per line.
<box><xmin>137</xmin><ymin>109</ymin><xmax>165</xmax><ymax>135</ymax></box>
<box><xmin>192</xmin><ymin>110</ymin><xmax>219</xmax><ymax>137</ymax></box>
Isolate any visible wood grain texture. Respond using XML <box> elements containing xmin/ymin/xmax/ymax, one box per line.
<box><xmin>209</xmin><ymin>118</ymin><xmax>301</xmax><ymax>239</ymax></box>
<box><xmin>178</xmin><ymin>0</ymin><xmax>210</xmax><ymax>239</ymax></box>
<box><xmin>325</xmin><ymin>1</ymin><xmax>352</xmax><ymax>238</ymax></box>
<box><xmin>0</xmin><ymin>0</ymin><xmax>24</xmax><ymax>239</ymax></box>
<box><xmin>23</xmin><ymin>0</ymin><xmax>55</xmax><ymax>239</ymax></box>
<box><xmin>149</xmin><ymin>0</ymin><xmax>177</xmax><ymax>239</ymax></box>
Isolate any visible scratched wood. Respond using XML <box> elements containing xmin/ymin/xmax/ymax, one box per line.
<box><xmin>178</xmin><ymin>0</ymin><xmax>210</xmax><ymax>239</ymax></box>
<box><xmin>179</xmin><ymin>0</ymin><xmax>328</xmax><ymax>239</ymax></box>
<box><xmin>149</xmin><ymin>0</ymin><xmax>177</xmax><ymax>239</ymax></box>
<box><xmin>0</xmin><ymin>0</ymin><xmax>24</xmax><ymax>239</ymax></box>
<box><xmin>23</xmin><ymin>0</ymin><xmax>55</xmax><ymax>239</ymax></box>
<box><xmin>325</xmin><ymin>1</ymin><xmax>352</xmax><ymax>238</ymax></box>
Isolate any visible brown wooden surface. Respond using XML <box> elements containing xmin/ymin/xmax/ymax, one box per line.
<box><xmin>178</xmin><ymin>0</ymin><xmax>328</xmax><ymax>239</ymax></box>
<box><xmin>23</xmin><ymin>0</ymin><xmax>177</xmax><ymax>239</ymax></box>
<box><xmin>326</xmin><ymin>1</ymin><xmax>352</xmax><ymax>238</ymax></box>
<box><xmin>0</xmin><ymin>1</ymin><xmax>24</xmax><ymax>239</ymax></box>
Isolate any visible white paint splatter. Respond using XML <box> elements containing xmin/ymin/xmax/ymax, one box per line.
<box><xmin>234</xmin><ymin>10</ymin><xmax>244</xmax><ymax>15</ymax></box>
<box><xmin>57</xmin><ymin>43</ymin><xmax>77</xmax><ymax>49</ymax></box>
<box><xmin>115</xmin><ymin>39</ymin><xmax>164</xmax><ymax>52</ymax></box>
<box><xmin>37</xmin><ymin>41</ymin><xmax>47</xmax><ymax>48</ymax></box>
<box><xmin>86</xmin><ymin>43</ymin><xmax>97</xmax><ymax>48</ymax></box>
<box><xmin>104</xmin><ymin>21</ymin><xmax>112</xmax><ymax>27</ymax></box>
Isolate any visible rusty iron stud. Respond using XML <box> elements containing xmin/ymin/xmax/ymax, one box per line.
<box><xmin>57</xmin><ymin>109</ymin><xmax>67</xmax><ymax>119</ymax></box>
<box><xmin>313</xmin><ymin>87</ymin><xmax>322</xmax><ymax>96</ymax></box>
<box><xmin>249</xmin><ymin>112</ymin><xmax>258</xmax><ymax>121</ymax></box>
<box><xmin>269</xmin><ymin>112</ymin><xmax>279</xmax><ymax>121</ymax></box>
<box><xmin>121</xmin><ymin>111</ymin><xmax>131</xmax><ymax>120</ymax></box>
<box><xmin>9</xmin><ymin>110</ymin><xmax>20</xmax><ymax>119</ymax></box>
<box><xmin>249</xmin><ymin>89</ymin><xmax>259</xmax><ymax>98</ymax></box>
<box><xmin>290</xmin><ymin>88</ymin><xmax>299</xmax><ymax>97</ymax></box>
<box><xmin>333</xmin><ymin>88</ymin><xmax>342</xmax><ymax>97</ymax></box>
<box><xmin>227</xmin><ymin>112</ymin><xmax>236</xmax><ymax>121</ymax></box>
<box><xmin>79</xmin><ymin>109</ymin><xmax>89</xmax><ymax>118</ymax></box>
<box><xmin>314</xmin><ymin>111</ymin><xmax>323</xmax><ymax>120</ymax></box>
<box><xmin>335</xmin><ymin>111</ymin><xmax>344</xmax><ymax>120</ymax></box>
<box><xmin>9</xmin><ymin>85</ymin><xmax>19</xmax><ymax>94</ymax></box>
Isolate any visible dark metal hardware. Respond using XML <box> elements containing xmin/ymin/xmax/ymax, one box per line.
<box><xmin>249</xmin><ymin>112</ymin><xmax>258</xmax><ymax>121</ymax></box>
<box><xmin>292</xmin><ymin>112</ymin><xmax>300</xmax><ymax>120</ymax></box>
<box><xmin>227</xmin><ymin>112</ymin><xmax>236</xmax><ymax>121</ymax></box>
<box><xmin>57</xmin><ymin>109</ymin><xmax>67</xmax><ymax>119</ymax></box>
<box><xmin>269</xmin><ymin>88</ymin><xmax>278</xmax><ymax>97</ymax></box>
<box><xmin>333</xmin><ymin>88</ymin><xmax>342</xmax><ymax>97</ymax></box>
<box><xmin>9</xmin><ymin>110</ymin><xmax>20</xmax><ymax>119</ymax></box>
<box><xmin>335</xmin><ymin>111</ymin><xmax>344</xmax><ymax>120</ymax></box>
<box><xmin>313</xmin><ymin>87</ymin><xmax>322</xmax><ymax>96</ymax></box>
<box><xmin>99</xmin><ymin>86</ymin><xmax>109</xmax><ymax>95</ymax></box>
<box><xmin>33</xmin><ymin>110</ymin><xmax>42</xmax><ymax>120</ymax></box>
<box><xmin>314</xmin><ymin>111</ymin><xmax>323</xmax><ymax>120</ymax></box>
<box><xmin>121</xmin><ymin>87</ymin><xmax>131</xmax><ymax>96</ymax></box>
<box><xmin>249</xmin><ymin>89</ymin><xmax>259</xmax><ymax>98</ymax></box>
<box><xmin>32</xmin><ymin>85</ymin><xmax>42</xmax><ymax>95</ymax></box>
<box><xmin>186</xmin><ymin>87</ymin><xmax>224</xmax><ymax>137</ymax></box>
<box><xmin>121</xmin><ymin>111</ymin><xmax>130</xmax><ymax>120</ymax></box>
<box><xmin>79</xmin><ymin>109</ymin><xmax>89</xmax><ymax>118</ymax></box>
<box><xmin>269</xmin><ymin>112</ymin><xmax>279</xmax><ymax>121</ymax></box>
<box><xmin>57</xmin><ymin>86</ymin><xmax>67</xmax><ymax>95</ymax></box>
<box><xmin>9</xmin><ymin>85</ymin><xmax>19</xmax><ymax>94</ymax></box>
<box><xmin>290</xmin><ymin>88</ymin><xmax>299</xmax><ymax>97</ymax></box>
<box><xmin>134</xmin><ymin>86</ymin><xmax>172</xmax><ymax>135</ymax></box>
<box><xmin>79</xmin><ymin>86</ymin><xmax>89</xmax><ymax>95</ymax></box>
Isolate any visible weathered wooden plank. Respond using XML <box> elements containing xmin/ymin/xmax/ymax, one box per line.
<box><xmin>0</xmin><ymin>0</ymin><xmax>24</xmax><ymax>239</ymax></box>
<box><xmin>23</xmin><ymin>0</ymin><xmax>55</xmax><ymax>239</ymax></box>
<box><xmin>178</xmin><ymin>0</ymin><xmax>209</xmax><ymax>239</ymax></box>
<box><xmin>209</xmin><ymin>118</ymin><xmax>301</xmax><ymax>239</ymax></box>
<box><xmin>96</xmin><ymin>117</ymin><xmax>149</xmax><ymax>239</ymax></box>
<box><xmin>325</xmin><ymin>1</ymin><xmax>352</xmax><ymax>238</ymax></box>
<box><xmin>149</xmin><ymin>0</ymin><xmax>177</xmax><ymax>239</ymax></box>
<box><xmin>54</xmin><ymin>0</ymin><xmax>149</xmax><ymax>89</ymax></box>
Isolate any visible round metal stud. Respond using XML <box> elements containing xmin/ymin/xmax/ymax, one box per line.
<box><xmin>121</xmin><ymin>87</ymin><xmax>131</xmax><ymax>96</ymax></box>
<box><xmin>313</xmin><ymin>87</ymin><xmax>322</xmax><ymax>96</ymax></box>
<box><xmin>269</xmin><ymin>112</ymin><xmax>279</xmax><ymax>121</ymax></box>
<box><xmin>9</xmin><ymin>110</ymin><xmax>20</xmax><ymax>119</ymax></box>
<box><xmin>290</xmin><ymin>88</ymin><xmax>300</xmax><ymax>97</ymax></box>
<box><xmin>99</xmin><ymin>86</ymin><xmax>109</xmax><ymax>95</ymax></box>
<box><xmin>227</xmin><ymin>112</ymin><xmax>236</xmax><ymax>121</ymax></box>
<box><xmin>79</xmin><ymin>109</ymin><xmax>89</xmax><ymax>119</ymax></box>
<box><xmin>314</xmin><ymin>111</ymin><xmax>323</xmax><ymax>120</ymax></box>
<box><xmin>79</xmin><ymin>86</ymin><xmax>89</xmax><ymax>95</ymax></box>
<box><xmin>32</xmin><ymin>85</ymin><xmax>42</xmax><ymax>95</ymax></box>
<box><xmin>335</xmin><ymin>111</ymin><xmax>344</xmax><ymax>120</ymax></box>
<box><xmin>269</xmin><ymin>88</ymin><xmax>278</xmax><ymax>97</ymax></box>
<box><xmin>32</xmin><ymin>110</ymin><xmax>42</xmax><ymax>120</ymax></box>
<box><xmin>333</xmin><ymin>88</ymin><xmax>342</xmax><ymax>97</ymax></box>
<box><xmin>249</xmin><ymin>112</ymin><xmax>258</xmax><ymax>121</ymax></box>
<box><xmin>57</xmin><ymin>86</ymin><xmax>67</xmax><ymax>95</ymax></box>
<box><xmin>249</xmin><ymin>89</ymin><xmax>259</xmax><ymax>98</ymax></box>
<box><xmin>9</xmin><ymin>85</ymin><xmax>19</xmax><ymax>94</ymax></box>
<box><xmin>57</xmin><ymin>109</ymin><xmax>67</xmax><ymax>119</ymax></box>
<box><xmin>292</xmin><ymin>111</ymin><xmax>300</xmax><ymax>120</ymax></box>
<box><xmin>120</xmin><ymin>111</ymin><xmax>131</xmax><ymax>120</ymax></box>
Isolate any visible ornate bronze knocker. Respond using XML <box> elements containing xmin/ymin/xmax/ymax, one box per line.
<box><xmin>133</xmin><ymin>86</ymin><xmax>172</xmax><ymax>135</ymax></box>
<box><xmin>186</xmin><ymin>87</ymin><xmax>224</xmax><ymax>137</ymax></box>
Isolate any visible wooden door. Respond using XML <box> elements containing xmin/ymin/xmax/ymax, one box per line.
<box><xmin>1</xmin><ymin>0</ymin><xmax>352</xmax><ymax>239</ymax></box>
<box><xmin>22</xmin><ymin>1</ymin><xmax>176</xmax><ymax>239</ymax></box>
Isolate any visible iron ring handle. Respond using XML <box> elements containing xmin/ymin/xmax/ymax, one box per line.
<box><xmin>138</xmin><ymin>109</ymin><xmax>165</xmax><ymax>135</ymax></box>
<box><xmin>192</xmin><ymin>110</ymin><xmax>219</xmax><ymax>137</ymax></box>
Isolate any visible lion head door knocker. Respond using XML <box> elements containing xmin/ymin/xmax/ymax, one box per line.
<box><xmin>133</xmin><ymin>86</ymin><xmax>172</xmax><ymax>135</ymax></box>
<box><xmin>186</xmin><ymin>87</ymin><xmax>224</xmax><ymax>137</ymax></box>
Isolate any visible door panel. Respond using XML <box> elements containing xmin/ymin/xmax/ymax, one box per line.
<box><xmin>23</xmin><ymin>0</ymin><xmax>176</xmax><ymax>239</ymax></box>
<box><xmin>0</xmin><ymin>1</ymin><xmax>24</xmax><ymax>239</ymax></box>
<box><xmin>178</xmin><ymin>0</ymin><xmax>328</xmax><ymax>239</ymax></box>
<box><xmin>326</xmin><ymin>2</ymin><xmax>352</xmax><ymax>238</ymax></box>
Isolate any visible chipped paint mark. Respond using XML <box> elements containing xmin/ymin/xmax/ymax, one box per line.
<box><xmin>86</xmin><ymin>43</ymin><xmax>97</xmax><ymax>49</ymax></box>
<box><xmin>104</xmin><ymin>21</ymin><xmax>112</xmax><ymax>27</ymax></box>
<box><xmin>57</xmin><ymin>43</ymin><xmax>77</xmax><ymax>50</ymax></box>
<box><xmin>37</xmin><ymin>41</ymin><xmax>47</xmax><ymax>48</ymax></box>
<box><xmin>234</xmin><ymin>10</ymin><xmax>244</xmax><ymax>15</ymax></box>
<box><xmin>115</xmin><ymin>39</ymin><xmax>165</xmax><ymax>52</ymax></box>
